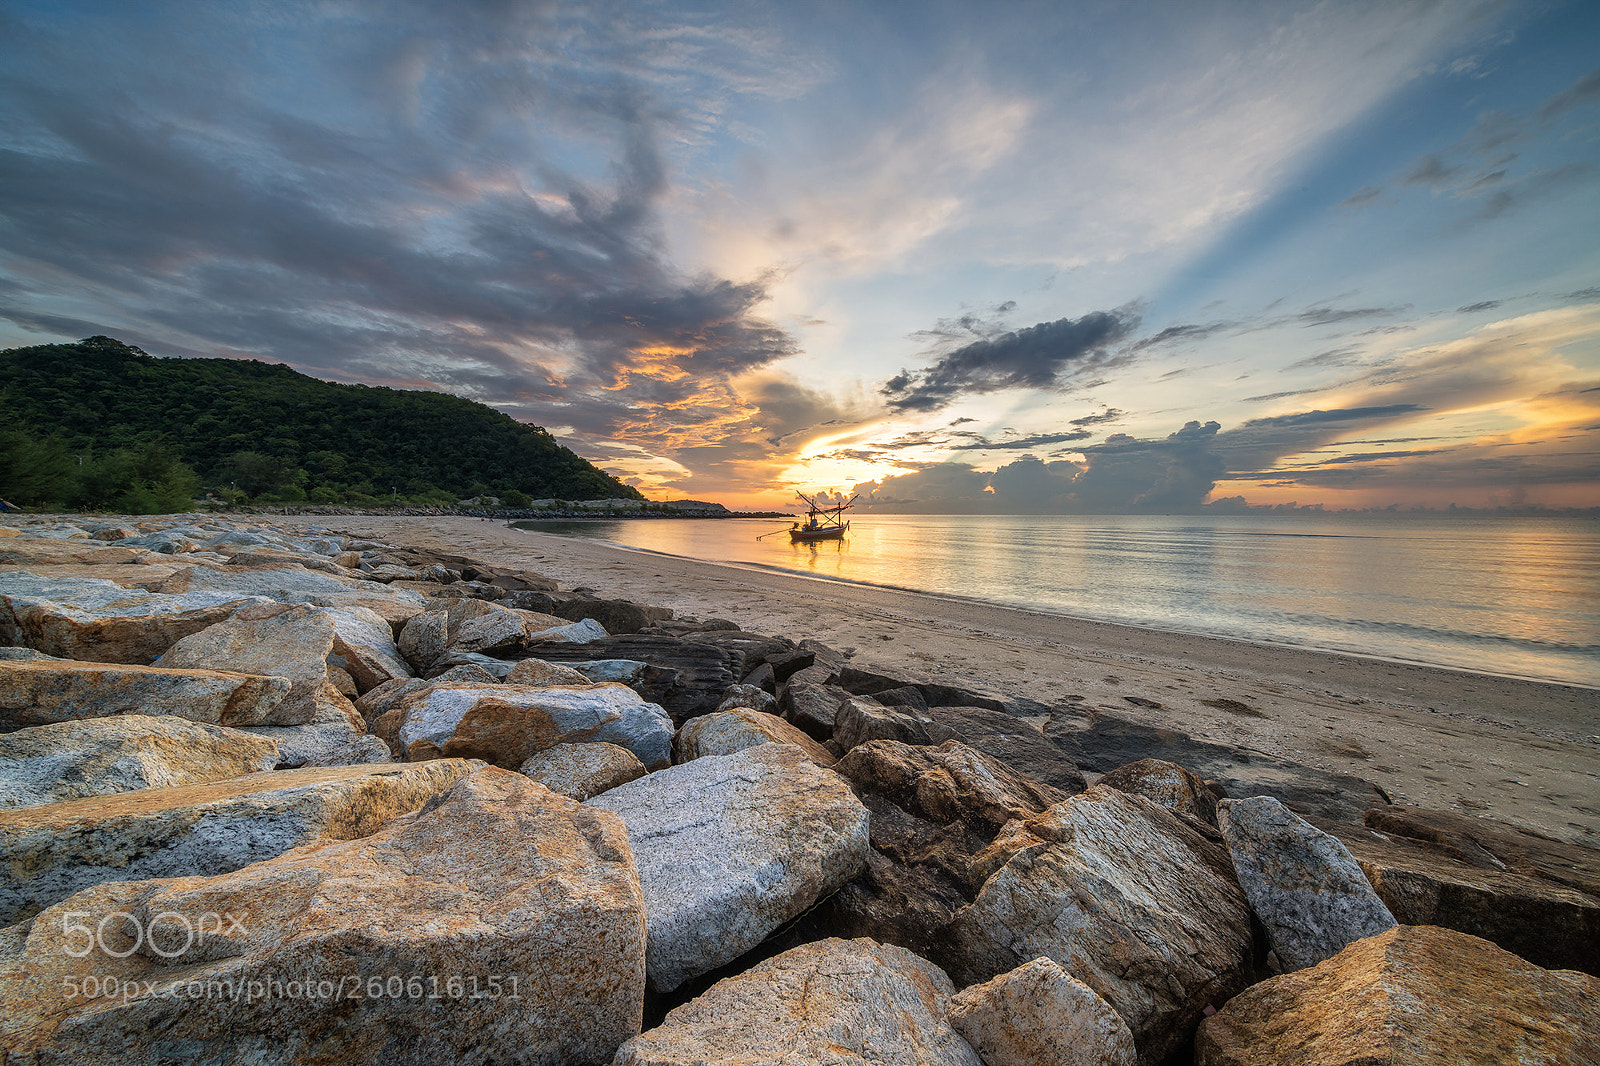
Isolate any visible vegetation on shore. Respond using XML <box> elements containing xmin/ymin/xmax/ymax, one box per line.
<box><xmin>0</xmin><ymin>336</ymin><xmax>645</xmax><ymax>513</ymax></box>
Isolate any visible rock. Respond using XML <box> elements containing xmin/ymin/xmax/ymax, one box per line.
<box><xmin>519</xmin><ymin>742</ymin><xmax>646</xmax><ymax>800</ymax></box>
<box><xmin>0</xmin><ymin>759</ymin><xmax>479</xmax><ymax>925</ymax></box>
<box><xmin>298</xmin><ymin>734</ymin><xmax>395</xmax><ymax>767</ymax></box>
<box><xmin>0</xmin><ymin>658</ymin><xmax>292</xmax><ymax>729</ymax></box>
<box><xmin>1194</xmin><ymin>925</ymin><xmax>1600</xmax><ymax>1066</ymax></box>
<box><xmin>821</xmin><ymin>742</ymin><xmax>1069</xmax><ymax>965</ymax></box>
<box><xmin>1045</xmin><ymin>707</ymin><xmax>1389</xmax><ymax>823</ymax></box>
<box><xmin>152</xmin><ymin>562</ymin><xmax>364</xmax><ymax>598</ymax></box>
<box><xmin>526</xmin><ymin>617</ymin><xmax>609</xmax><ymax>644</ymax></box>
<box><xmin>834</xmin><ymin>739</ymin><xmax>1067</xmax><ymax>837</ymax></box>
<box><xmin>0</xmin><ymin>571</ymin><xmax>265</xmax><ymax>663</ymax></box>
<box><xmin>741</xmin><ymin>660</ymin><xmax>776</xmax><ymax>691</ymax></box>
<box><xmin>0</xmin><ymin>767</ymin><xmax>647</xmax><ymax>1066</ymax></box>
<box><xmin>289</xmin><ymin>589</ymin><xmax>427</xmax><ymax>634</ymax></box>
<box><xmin>0</xmin><ymin>540</ymin><xmax>150</xmax><ymax>567</ymax></box>
<box><xmin>240</xmin><ymin>718</ymin><xmax>369</xmax><ymax>768</ymax></box>
<box><xmin>0</xmin><ymin>715</ymin><xmax>279</xmax><ymax>808</ymax></box>
<box><xmin>1218</xmin><ymin>796</ymin><xmax>1396</xmax><ymax>971</ymax></box>
<box><xmin>778</xmin><ymin>679</ymin><xmax>852</xmax><ymax>740</ymax></box>
<box><xmin>504</xmin><ymin>658</ymin><xmax>593</xmax><ymax>687</ymax></box>
<box><xmin>874</xmin><ymin>684</ymin><xmax>931</xmax><ymax>714</ymax></box>
<box><xmin>1331</xmin><ymin>806</ymin><xmax>1600</xmax><ymax>975</ymax></box>
<box><xmin>715</xmin><ymin>682</ymin><xmax>778</xmax><ymax>715</ymax></box>
<box><xmin>396</xmin><ymin>682</ymin><xmax>674</xmax><ymax>769</ymax></box>
<box><xmin>324</xmin><ymin>604</ymin><xmax>413</xmax><ymax>693</ymax></box>
<box><xmin>948</xmin><ymin>956</ymin><xmax>1137</xmax><ymax>1066</ymax></box>
<box><xmin>156</xmin><ymin>602</ymin><xmax>362</xmax><ymax>729</ymax></box>
<box><xmin>570</xmin><ymin>658</ymin><xmax>653</xmax><ymax>685</ymax></box>
<box><xmin>925</xmin><ymin>705</ymin><xmax>1088</xmax><ymax>795</ymax></box>
<box><xmin>396</xmin><ymin>598</ymin><xmax>571</xmax><ymax>672</ymax></box>
<box><xmin>947</xmin><ymin>785</ymin><xmax>1254</xmax><ymax>1065</ymax></box>
<box><xmin>1099</xmin><ymin>757</ymin><xmax>1220</xmax><ymax>826</ymax></box>
<box><xmin>672</xmin><ymin>706</ymin><xmax>837</xmax><ymax>766</ymax></box>
<box><xmin>553</xmin><ymin>596</ymin><xmax>672</xmax><ymax>635</ymax></box>
<box><xmin>588</xmin><ymin>744</ymin><xmax>870</xmax><ymax>991</ymax></box>
<box><xmin>612</xmin><ymin>937</ymin><xmax>981</xmax><ymax>1066</ymax></box>
<box><xmin>834</xmin><ymin>696</ymin><xmax>959</xmax><ymax>750</ymax></box>
<box><xmin>523</xmin><ymin>635</ymin><xmax>747</xmax><ymax>719</ymax></box>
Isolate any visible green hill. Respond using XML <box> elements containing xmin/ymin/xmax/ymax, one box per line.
<box><xmin>0</xmin><ymin>336</ymin><xmax>644</xmax><ymax>512</ymax></box>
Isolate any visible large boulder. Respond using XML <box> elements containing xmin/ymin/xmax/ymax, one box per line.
<box><xmin>0</xmin><ymin>759</ymin><xmax>478</xmax><ymax>925</ymax></box>
<box><xmin>520</xmin><ymin>634</ymin><xmax>745</xmax><ymax>719</ymax></box>
<box><xmin>0</xmin><ymin>768</ymin><xmax>647</xmax><ymax>1066</ymax></box>
<box><xmin>1218</xmin><ymin>796</ymin><xmax>1395</xmax><ymax>971</ymax></box>
<box><xmin>948</xmin><ymin>956</ymin><xmax>1137</xmax><ymax>1066</ymax></box>
<box><xmin>395</xmin><ymin>682</ymin><xmax>674</xmax><ymax>769</ymax></box>
<box><xmin>0</xmin><ymin>658</ymin><xmax>292</xmax><ymax>729</ymax></box>
<box><xmin>519</xmin><ymin>742</ymin><xmax>646</xmax><ymax>801</ymax></box>
<box><xmin>588</xmin><ymin>744</ymin><xmax>870</xmax><ymax>992</ymax></box>
<box><xmin>155</xmin><ymin>602</ymin><xmax>363</xmax><ymax>730</ymax></box>
<box><xmin>0</xmin><ymin>571</ymin><xmax>265</xmax><ymax>664</ymax></box>
<box><xmin>612</xmin><ymin>938</ymin><xmax>981</xmax><ymax>1066</ymax></box>
<box><xmin>1195</xmin><ymin>925</ymin><xmax>1600</xmax><ymax>1066</ymax></box>
<box><xmin>946</xmin><ymin>785</ymin><xmax>1254</xmax><ymax>1065</ymax></box>
<box><xmin>672</xmin><ymin>705</ymin><xmax>836</xmax><ymax>765</ymax></box>
<box><xmin>323</xmin><ymin>605</ymin><xmax>414</xmax><ymax>692</ymax></box>
<box><xmin>0</xmin><ymin>715</ymin><xmax>279</xmax><ymax>808</ymax></box>
<box><xmin>152</xmin><ymin>562</ymin><xmax>365</xmax><ymax>597</ymax></box>
<box><xmin>1334</xmin><ymin>805</ymin><xmax>1600</xmax><ymax>975</ymax></box>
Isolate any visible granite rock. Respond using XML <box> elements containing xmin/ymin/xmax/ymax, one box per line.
<box><xmin>672</xmin><ymin>705</ymin><xmax>837</xmax><ymax>766</ymax></box>
<box><xmin>612</xmin><ymin>938</ymin><xmax>980</xmax><ymax>1066</ymax></box>
<box><xmin>396</xmin><ymin>682</ymin><xmax>673</xmax><ymax>769</ymax></box>
<box><xmin>519</xmin><ymin>741</ymin><xmax>647</xmax><ymax>800</ymax></box>
<box><xmin>1099</xmin><ymin>756</ymin><xmax>1221</xmax><ymax>826</ymax></box>
<box><xmin>0</xmin><ymin>658</ymin><xmax>292</xmax><ymax>729</ymax></box>
<box><xmin>1218</xmin><ymin>795</ymin><xmax>1396</xmax><ymax>971</ymax></box>
<box><xmin>947</xmin><ymin>785</ymin><xmax>1254</xmax><ymax>1065</ymax></box>
<box><xmin>1195</xmin><ymin>925</ymin><xmax>1600</xmax><ymax>1066</ymax></box>
<box><xmin>948</xmin><ymin>956</ymin><xmax>1137</xmax><ymax>1066</ymax></box>
<box><xmin>0</xmin><ymin>759</ymin><xmax>478</xmax><ymax>925</ymax></box>
<box><xmin>0</xmin><ymin>767</ymin><xmax>646</xmax><ymax>1066</ymax></box>
<box><xmin>588</xmin><ymin>744</ymin><xmax>870</xmax><ymax>991</ymax></box>
<box><xmin>0</xmin><ymin>714</ymin><xmax>279</xmax><ymax>808</ymax></box>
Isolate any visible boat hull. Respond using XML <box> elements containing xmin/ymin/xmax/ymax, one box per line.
<box><xmin>790</xmin><ymin>522</ymin><xmax>848</xmax><ymax>542</ymax></box>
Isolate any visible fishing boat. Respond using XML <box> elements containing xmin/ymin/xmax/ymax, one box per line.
<box><xmin>787</xmin><ymin>491</ymin><xmax>855</xmax><ymax>541</ymax></box>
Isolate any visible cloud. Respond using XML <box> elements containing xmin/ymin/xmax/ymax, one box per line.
<box><xmin>1069</xmin><ymin>408</ymin><xmax>1126</xmax><ymax>426</ymax></box>
<box><xmin>881</xmin><ymin>308</ymin><xmax>1140</xmax><ymax>412</ymax></box>
<box><xmin>1129</xmin><ymin>321</ymin><xmax>1234</xmax><ymax>351</ymax></box>
<box><xmin>0</xmin><ymin>0</ymin><xmax>810</xmax><ymax>473</ymax></box>
<box><xmin>949</xmin><ymin>430</ymin><xmax>1092</xmax><ymax>450</ymax></box>
<box><xmin>1537</xmin><ymin>66</ymin><xmax>1600</xmax><ymax>121</ymax></box>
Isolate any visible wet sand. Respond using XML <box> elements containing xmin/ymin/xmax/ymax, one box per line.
<box><xmin>292</xmin><ymin>516</ymin><xmax>1600</xmax><ymax>845</ymax></box>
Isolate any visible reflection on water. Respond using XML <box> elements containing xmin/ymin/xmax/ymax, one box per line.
<box><xmin>510</xmin><ymin>514</ymin><xmax>1600</xmax><ymax>687</ymax></box>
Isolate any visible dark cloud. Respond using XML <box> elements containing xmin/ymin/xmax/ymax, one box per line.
<box><xmin>1294</xmin><ymin>305</ymin><xmax>1409</xmax><ymax>327</ymax></box>
<box><xmin>1403</xmin><ymin>154</ymin><xmax>1462</xmax><ymax>188</ymax></box>
<box><xmin>1317</xmin><ymin>448</ymin><xmax>1447</xmax><ymax>464</ymax></box>
<box><xmin>1129</xmin><ymin>321</ymin><xmax>1233</xmax><ymax>352</ymax></box>
<box><xmin>1283</xmin><ymin>347</ymin><xmax>1362</xmax><ymax>371</ymax></box>
<box><xmin>882</xmin><ymin>308</ymin><xmax>1140</xmax><ymax>412</ymax></box>
<box><xmin>0</xmin><ymin>0</ymin><xmax>802</xmax><ymax>455</ymax></box>
<box><xmin>1338</xmin><ymin>185</ymin><xmax>1383</xmax><ymax>210</ymax></box>
<box><xmin>950</xmin><ymin>430</ymin><xmax>1091</xmax><ymax>450</ymax></box>
<box><xmin>1537</xmin><ymin>66</ymin><xmax>1600</xmax><ymax>121</ymax></box>
<box><xmin>1069</xmin><ymin>408</ymin><xmax>1125</xmax><ymax>426</ymax></box>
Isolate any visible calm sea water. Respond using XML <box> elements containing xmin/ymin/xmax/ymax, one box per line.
<box><xmin>513</xmin><ymin>514</ymin><xmax>1600</xmax><ymax>688</ymax></box>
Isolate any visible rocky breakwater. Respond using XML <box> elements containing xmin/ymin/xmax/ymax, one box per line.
<box><xmin>0</xmin><ymin>513</ymin><xmax>1596</xmax><ymax>1064</ymax></box>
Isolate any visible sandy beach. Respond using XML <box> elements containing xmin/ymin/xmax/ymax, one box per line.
<box><xmin>285</xmin><ymin>516</ymin><xmax>1600</xmax><ymax>845</ymax></box>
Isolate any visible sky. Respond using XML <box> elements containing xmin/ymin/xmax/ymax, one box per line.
<box><xmin>1</xmin><ymin>0</ymin><xmax>1597</xmax><ymax>513</ymax></box>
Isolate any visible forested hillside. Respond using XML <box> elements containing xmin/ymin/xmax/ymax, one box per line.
<box><xmin>0</xmin><ymin>336</ymin><xmax>644</xmax><ymax>511</ymax></box>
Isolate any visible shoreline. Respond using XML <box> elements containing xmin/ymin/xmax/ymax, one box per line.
<box><xmin>557</xmin><ymin>536</ymin><xmax>1598</xmax><ymax>693</ymax></box>
<box><xmin>284</xmin><ymin>515</ymin><xmax>1600</xmax><ymax>845</ymax></box>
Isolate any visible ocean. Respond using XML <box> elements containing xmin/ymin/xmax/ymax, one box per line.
<box><xmin>512</xmin><ymin>513</ymin><xmax>1600</xmax><ymax>689</ymax></box>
